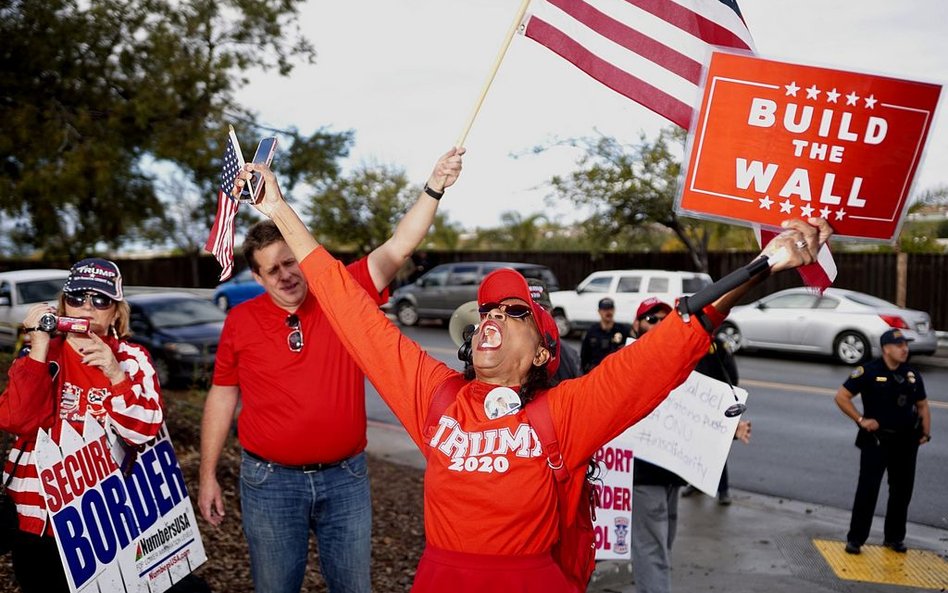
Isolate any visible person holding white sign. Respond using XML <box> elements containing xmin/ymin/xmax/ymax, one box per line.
<box><xmin>0</xmin><ymin>259</ymin><xmax>164</xmax><ymax>593</ymax></box>
<box><xmin>629</xmin><ymin>298</ymin><xmax>751</xmax><ymax>593</ymax></box>
<box><xmin>229</xmin><ymin>160</ymin><xmax>830</xmax><ymax>593</ymax></box>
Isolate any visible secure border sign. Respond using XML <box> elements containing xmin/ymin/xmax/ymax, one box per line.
<box><xmin>677</xmin><ymin>51</ymin><xmax>941</xmax><ymax>242</ymax></box>
<box><xmin>35</xmin><ymin>417</ymin><xmax>206</xmax><ymax>593</ymax></box>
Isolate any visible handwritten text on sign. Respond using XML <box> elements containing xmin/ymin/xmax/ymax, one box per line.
<box><xmin>678</xmin><ymin>51</ymin><xmax>941</xmax><ymax>242</ymax></box>
<box><xmin>612</xmin><ymin>371</ymin><xmax>748</xmax><ymax>496</ymax></box>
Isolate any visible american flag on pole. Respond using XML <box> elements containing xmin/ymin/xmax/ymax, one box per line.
<box><xmin>522</xmin><ymin>0</ymin><xmax>755</xmax><ymax>129</ymax></box>
<box><xmin>204</xmin><ymin>126</ymin><xmax>244</xmax><ymax>281</ymax></box>
<box><xmin>523</xmin><ymin>0</ymin><xmax>836</xmax><ymax>287</ymax></box>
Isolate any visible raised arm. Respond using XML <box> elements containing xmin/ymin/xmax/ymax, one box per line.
<box><xmin>367</xmin><ymin>148</ymin><xmax>464</xmax><ymax>292</ymax></box>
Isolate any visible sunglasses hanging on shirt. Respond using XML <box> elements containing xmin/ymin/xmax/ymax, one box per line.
<box><xmin>285</xmin><ymin>314</ymin><xmax>304</xmax><ymax>352</ymax></box>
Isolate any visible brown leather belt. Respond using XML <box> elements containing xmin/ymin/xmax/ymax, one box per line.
<box><xmin>244</xmin><ymin>449</ymin><xmax>343</xmax><ymax>473</ymax></box>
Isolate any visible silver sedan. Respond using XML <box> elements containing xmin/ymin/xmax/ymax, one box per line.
<box><xmin>717</xmin><ymin>287</ymin><xmax>938</xmax><ymax>365</ymax></box>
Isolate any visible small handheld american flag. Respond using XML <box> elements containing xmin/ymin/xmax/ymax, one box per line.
<box><xmin>204</xmin><ymin>126</ymin><xmax>244</xmax><ymax>281</ymax></box>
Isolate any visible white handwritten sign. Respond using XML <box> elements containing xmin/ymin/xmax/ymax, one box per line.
<box><xmin>612</xmin><ymin>371</ymin><xmax>748</xmax><ymax>495</ymax></box>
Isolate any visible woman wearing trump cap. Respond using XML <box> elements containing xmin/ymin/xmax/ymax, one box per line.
<box><xmin>0</xmin><ymin>258</ymin><xmax>163</xmax><ymax>593</ymax></box>
<box><xmin>233</xmin><ymin>160</ymin><xmax>831</xmax><ymax>591</ymax></box>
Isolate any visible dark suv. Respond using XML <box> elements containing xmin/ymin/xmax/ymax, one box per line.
<box><xmin>384</xmin><ymin>262</ymin><xmax>559</xmax><ymax>326</ymax></box>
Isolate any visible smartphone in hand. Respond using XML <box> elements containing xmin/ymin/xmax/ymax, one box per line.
<box><xmin>240</xmin><ymin>137</ymin><xmax>278</xmax><ymax>203</ymax></box>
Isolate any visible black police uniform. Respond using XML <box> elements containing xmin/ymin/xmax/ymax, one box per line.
<box><xmin>843</xmin><ymin>358</ymin><xmax>927</xmax><ymax>546</ymax></box>
<box><xmin>580</xmin><ymin>322</ymin><xmax>632</xmax><ymax>374</ymax></box>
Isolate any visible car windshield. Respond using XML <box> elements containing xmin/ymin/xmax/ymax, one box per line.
<box><xmin>843</xmin><ymin>292</ymin><xmax>899</xmax><ymax>309</ymax></box>
<box><xmin>17</xmin><ymin>279</ymin><xmax>65</xmax><ymax>303</ymax></box>
<box><xmin>142</xmin><ymin>298</ymin><xmax>227</xmax><ymax>329</ymax></box>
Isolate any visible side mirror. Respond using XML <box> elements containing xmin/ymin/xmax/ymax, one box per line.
<box><xmin>756</xmin><ymin>302</ymin><xmax>767</xmax><ymax>310</ymax></box>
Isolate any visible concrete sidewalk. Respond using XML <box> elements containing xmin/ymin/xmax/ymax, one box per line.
<box><xmin>366</xmin><ymin>420</ymin><xmax>948</xmax><ymax>592</ymax></box>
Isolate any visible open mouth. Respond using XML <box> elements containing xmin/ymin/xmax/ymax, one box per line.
<box><xmin>478</xmin><ymin>321</ymin><xmax>503</xmax><ymax>350</ymax></box>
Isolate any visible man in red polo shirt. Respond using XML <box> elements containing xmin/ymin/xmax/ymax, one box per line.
<box><xmin>198</xmin><ymin>148</ymin><xmax>464</xmax><ymax>593</ymax></box>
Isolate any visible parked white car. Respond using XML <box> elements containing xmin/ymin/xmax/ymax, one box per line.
<box><xmin>549</xmin><ymin>269</ymin><xmax>712</xmax><ymax>336</ymax></box>
<box><xmin>0</xmin><ymin>269</ymin><xmax>70</xmax><ymax>348</ymax></box>
<box><xmin>718</xmin><ymin>287</ymin><xmax>938</xmax><ymax>365</ymax></box>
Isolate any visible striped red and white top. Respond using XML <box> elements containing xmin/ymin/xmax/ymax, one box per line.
<box><xmin>0</xmin><ymin>336</ymin><xmax>164</xmax><ymax>535</ymax></box>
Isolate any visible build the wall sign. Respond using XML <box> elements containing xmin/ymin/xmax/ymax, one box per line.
<box><xmin>677</xmin><ymin>51</ymin><xmax>941</xmax><ymax>242</ymax></box>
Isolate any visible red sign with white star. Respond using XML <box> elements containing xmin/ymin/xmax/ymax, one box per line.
<box><xmin>677</xmin><ymin>52</ymin><xmax>942</xmax><ymax>241</ymax></box>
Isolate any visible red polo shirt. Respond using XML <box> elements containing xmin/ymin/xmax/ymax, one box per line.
<box><xmin>213</xmin><ymin>257</ymin><xmax>386</xmax><ymax>465</ymax></box>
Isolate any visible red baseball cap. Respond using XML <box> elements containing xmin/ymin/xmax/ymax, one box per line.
<box><xmin>635</xmin><ymin>297</ymin><xmax>672</xmax><ymax>321</ymax></box>
<box><xmin>478</xmin><ymin>268</ymin><xmax>560</xmax><ymax>378</ymax></box>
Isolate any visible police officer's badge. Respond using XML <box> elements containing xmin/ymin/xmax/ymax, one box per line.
<box><xmin>611</xmin><ymin>332</ymin><xmax>624</xmax><ymax>344</ymax></box>
<box><xmin>850</xmin><ymin>366</ymin><xmax>864</xmax><ymax>379</ymax></box>
<box><xmin>907</xmin><ymin>371</ymin><xmax>916</xmax><ymax>384</ymax></box>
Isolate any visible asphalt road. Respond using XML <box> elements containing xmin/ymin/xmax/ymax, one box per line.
<box><xmin>364</xmin><ymin>324</ymin><xmax>948</xmax><ymax>529</ymax></box>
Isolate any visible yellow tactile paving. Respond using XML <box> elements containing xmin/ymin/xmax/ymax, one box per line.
<box><xmin>814</xmin><ymin>539</ymin><xmax>948</xmax><ymax>590</ymax></box>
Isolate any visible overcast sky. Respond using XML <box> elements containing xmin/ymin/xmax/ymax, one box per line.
<box><xmin>242</xmin><ymin>0</ymin><xmax>948</xmax><ymax>231</ymax></box>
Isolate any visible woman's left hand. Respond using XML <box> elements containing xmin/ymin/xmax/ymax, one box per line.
<box><xmin>78</xmin><ymin>332</ymin><xmax>126</xmax><ymax>385</ymax></box>
<box><xmin>760</xmin><ymin>217</ymin><xmax>834</xmax><ymax>273</ymax></box>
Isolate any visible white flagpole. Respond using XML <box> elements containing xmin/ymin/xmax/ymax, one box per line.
<box><xmin>455</xmin><ymin>0</ymin><xmax>532</xmax><ymax>149</ymax></box>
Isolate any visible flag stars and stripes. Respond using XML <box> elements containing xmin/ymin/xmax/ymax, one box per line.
<box><xmin>522</xmin><ymin>0</ymin><xmax>755</xmax><ymax>130</ymax></box>
<box><xmin>825</xmin><ymin>88</ymin><xmax>841</xmax><ymax>103</ymax></box>
<box><xmin>819</xmin><ymin>206</ymin><xmax>833</xmax><ymax>219</ymax></box>
<box><xmin>845</xmin><ymin>91</ymin><xmax>860</xmax><ymax>106</ymax></box>
<box><xmin>758</xmin><ymin>195</ymin><xmax>773</xmax><ymax>210</ymax></box>
<box><xmin>864</xmin><ymin>94</ymin><xmax>877</xmax><ymax>109</ymax></box>
<box><xmin>800</xmin><ymin>203</ymin><xmax>815</xmax><ymax>217</ymax></box>
<box><xmin>219</xmin><ymin>140</ymin><xmax>242</xmax><ymax>198</ymax></box>
<box><xmin>779</xmin><ymin>198</ymin><xmax>794</xmax><ymax>214</ymax></box>
<box><xmin>805</xmin><ymin>84</ymin><xmax>821</xmax><ymax>100</ymax></box>
<box><xmin>785</xmin><ymin>81</ymin><xmax>800</xmax><ymax>96</ymax></box>
<box><xmin>835</xmin><ymin>208</ymin><xmax>847</xmax><ymax>221</ymax></box>
<box><xmin>204</xmin><ymin>128</ymin><xmax>244</xmax><ymax>281</ymax></box>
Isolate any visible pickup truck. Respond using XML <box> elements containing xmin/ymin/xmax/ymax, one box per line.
<box><xmin>549</xmin><ymin>269</ymin><xmax>712</xmax><ymax>336</ymax></box>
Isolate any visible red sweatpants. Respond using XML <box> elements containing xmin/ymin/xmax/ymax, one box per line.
<box><xmin>411</xmin><ymin>545</ymin><xmax>574</xmax><ymax>592</ymax></box>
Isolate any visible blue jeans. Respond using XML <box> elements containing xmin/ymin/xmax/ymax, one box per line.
<box><xmin>240</xmin><ymin>450</ymin><xmax>372</xmax><ymax>593</ymax></box>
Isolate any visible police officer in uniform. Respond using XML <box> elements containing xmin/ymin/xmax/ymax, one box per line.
<box><xmin>580</xmin><ymin>297</ymin><xmax>632</xmax><ymax>374</ymax></box>
<box><xmin>835</xmin><ymin>329</ymin><xmax>932</xmax><ymax>555</ymax></box>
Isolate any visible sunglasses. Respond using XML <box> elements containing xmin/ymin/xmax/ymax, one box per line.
<box><xmin>64</xmin><ymin>292</ymin><xmax>114</xmax><ymax>310</ymax></box>
<box><xmin>639</xmin><ymin>314</ymin><xmax>666</xmax><ymax>324</ymax></box>
<box><xmin>478</xmin><ymin>302</ymin><xmax>533</xmax><ymax>319</ymax></box>
<box><xmin>285</xmin><ymin>314</ymin><xmax>304</xmax><ymax>352</ymax></box>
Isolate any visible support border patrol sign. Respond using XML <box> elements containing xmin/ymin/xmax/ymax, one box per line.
<box><xmin>35</xmin><ymin>416</ymin><xmax>206</xmax><ymax>593</ymax></box>
<box><xmin>677</xmin><ymin>51</ymin><xmax>942</xmax><ymax>242</ymax></box>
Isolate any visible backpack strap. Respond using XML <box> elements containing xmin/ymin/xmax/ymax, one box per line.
<box><xmin>422</xmin><ymin>374</ymin><xmax>468</xmax><ymax>454</ymax></box>
<box><xmin>525</xmin><ymin>391</ymin><xmax>570</xmax><ymax>484</ymax></box>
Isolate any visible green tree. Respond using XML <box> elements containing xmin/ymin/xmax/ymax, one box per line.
<box><xmin>423</xmin><ymin>212</ymin><xmax>463</xmax><ymax>250</ymax></box>
<box><xmin>545</xmin><ymin>127</ymin><xmax>729</xmax><ymax>272</ymax></box>
<box><xmin>0</xmin><ymin>0</ymin><xmax>351</xmax><ymax>258</ymax></box>
<box><xmin>307</xmin><ymin>163</ymin><xmax>416</xmax><ymax>254</ymax></box>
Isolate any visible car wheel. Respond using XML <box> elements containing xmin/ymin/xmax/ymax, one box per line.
<box><xmin>215</xmin><ymin>295</ymin><xmax>229</xmax><ymax>311</ymax></box>
<box><xmin>553</xmin><ymin>310</ymin><xmax>570</xmax><ymax>338</ymax></box>
<box><xmin>716</xmin><ymin>322</ymin><xmax>742</xmax><ymax>354</ymax></box>
<box><xmin>834</xmin><ymin>331</ymin><xmax>870</xmax><ymax>365</ymax></box>
<box><xmin>396</xmin><ymin>302</ymin><xmax>419</xmax><ymax>326</ymax></box>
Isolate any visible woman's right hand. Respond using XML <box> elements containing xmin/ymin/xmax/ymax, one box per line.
<box><xmin>22</xmin><ymin>303</ymin><xmax>54</xmax><ymax>362</ymax></box>
<box><xmin>232</xmin><ymin>163</ymin><xmax>285</xmax><ymax>219</ymax></box>
<box><xmin>22</xmin><ymin>303</ymin><xmax>54</xmax><ymax>348</ymax></box>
